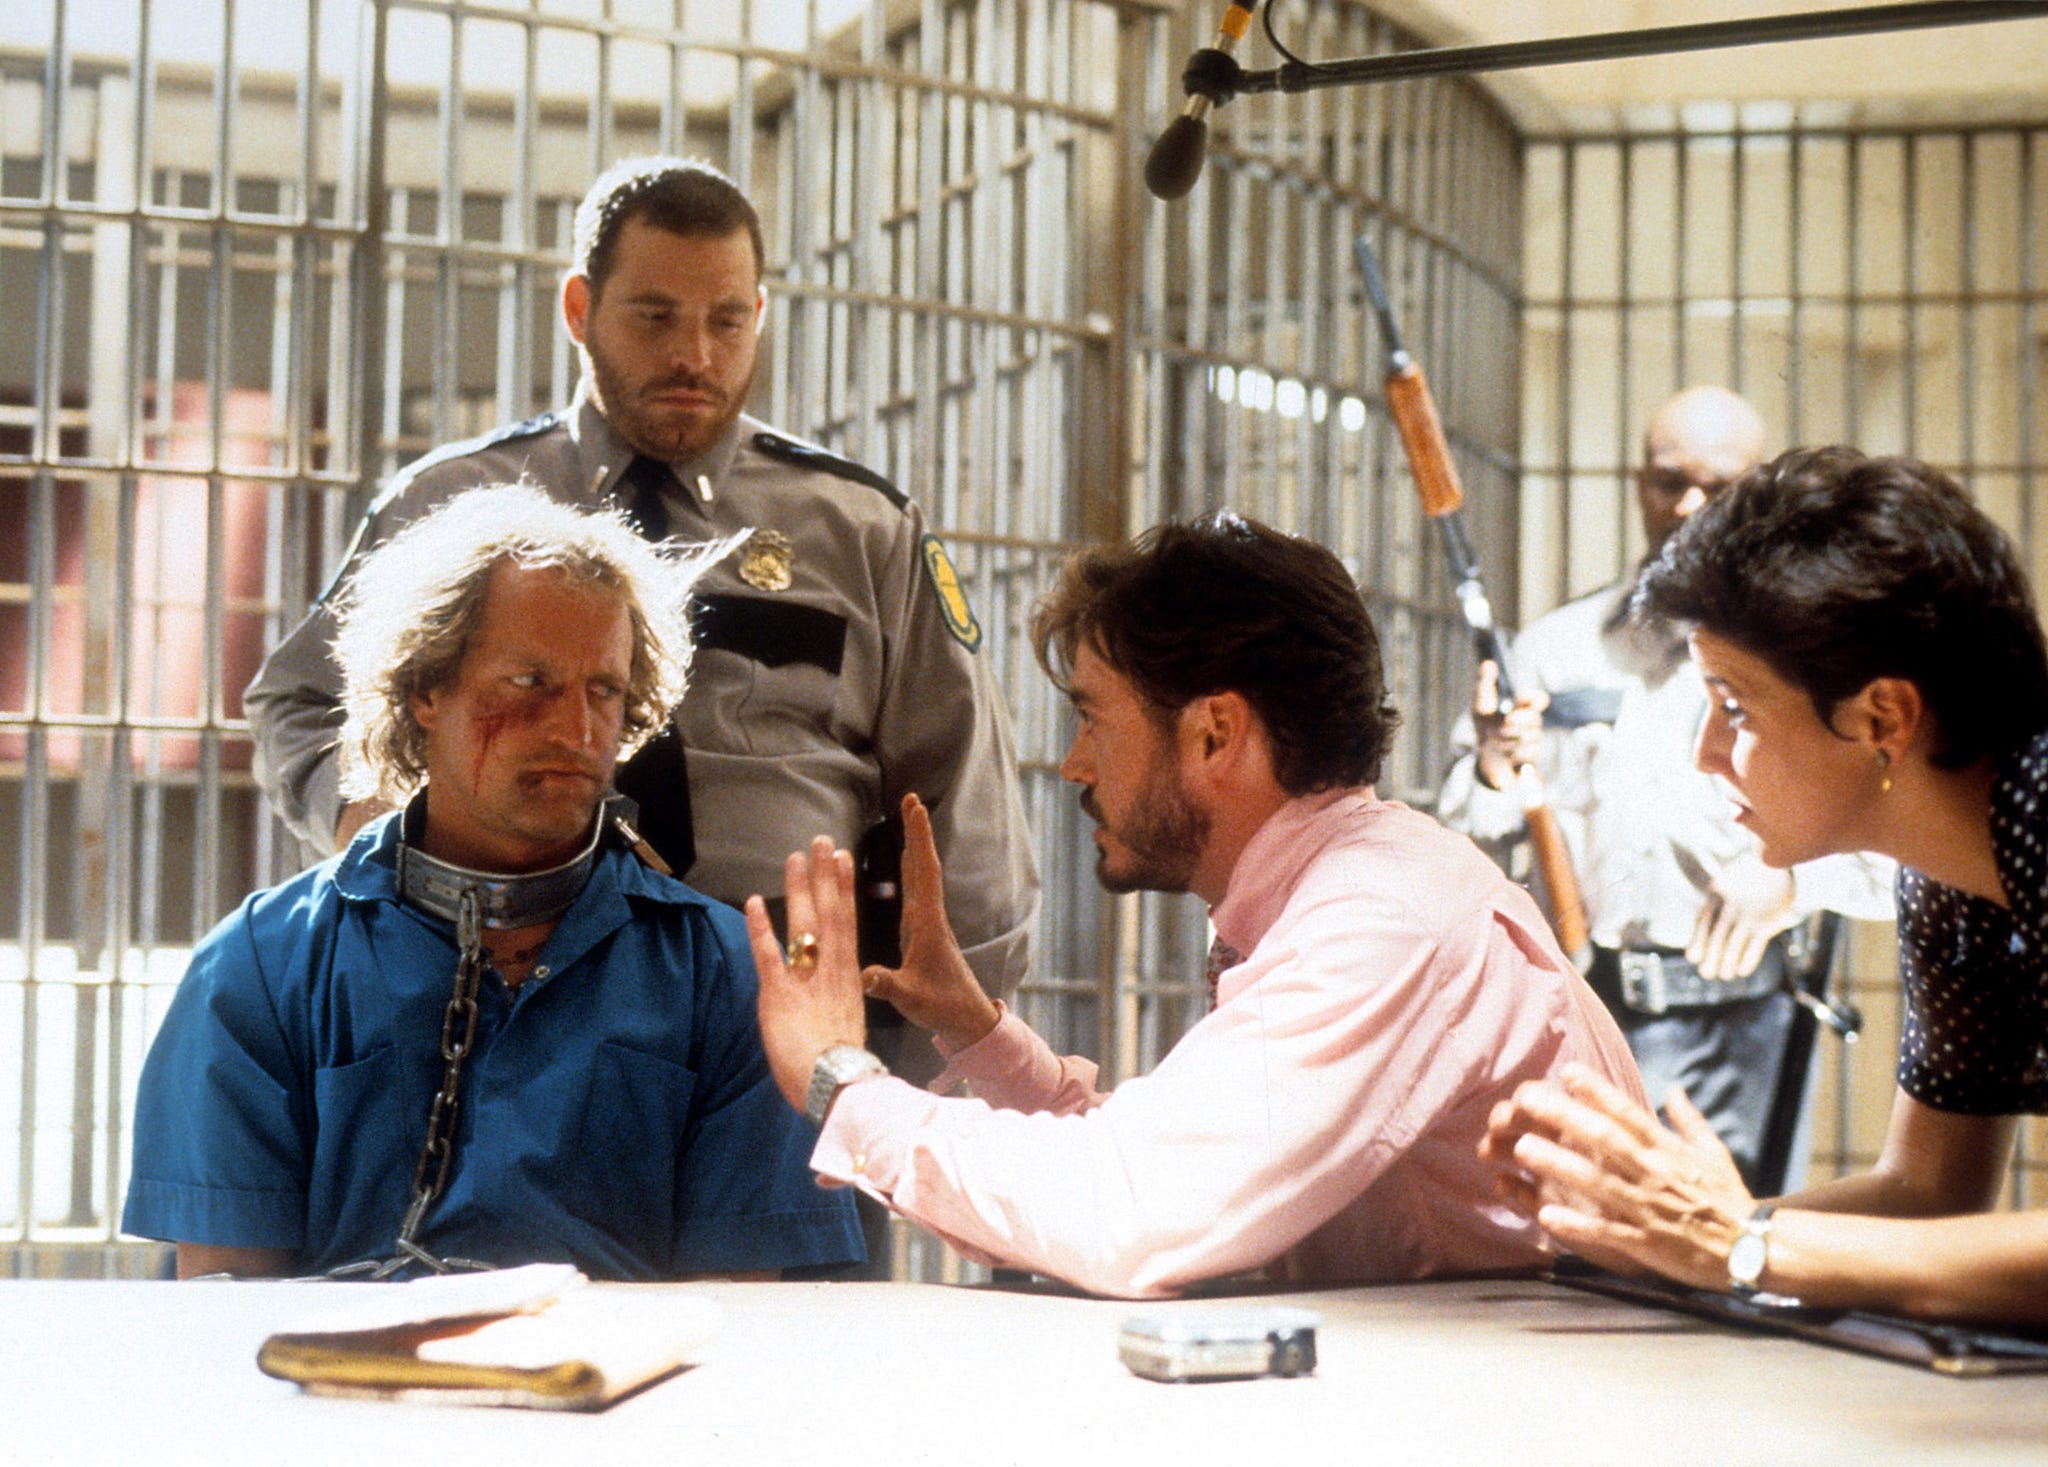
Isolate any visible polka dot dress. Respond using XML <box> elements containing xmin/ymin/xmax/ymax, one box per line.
<box><xmin>1897</xmin><ymin>732</ymin><xmax>2048</xmax><ymax>1113</ymax></box>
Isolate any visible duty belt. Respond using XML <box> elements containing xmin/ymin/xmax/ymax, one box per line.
<box><xmin>1590</xmin><ymin>939</ymin><xmax>1786</xmax><ymax>1015</ymax></box>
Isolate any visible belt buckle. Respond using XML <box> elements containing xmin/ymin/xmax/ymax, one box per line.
<box><xmin>1618</xmin><ymin>950</ymin><xmax>1669</xmax><ymax>1015</ymax></box>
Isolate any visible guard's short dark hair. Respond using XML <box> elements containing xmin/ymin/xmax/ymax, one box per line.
<box><xmin>571</xmin><ymin>156</ymin><xmax>764</xmax><ymax>298</ymax></box>
<box><xmin>1033</xmin><ymin>513</ymin><xmax>1400</xmax><ymax>794</ymax></box>
<box><xmin>1637</xmin><ymin>446</ymin><xmax>2048</xmax><ymax>769</ymax></box>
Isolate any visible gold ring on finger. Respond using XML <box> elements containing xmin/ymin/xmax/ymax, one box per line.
<box><xmin>787</xmin><ymin>932</ymin><xmax>820</xmax><ymax>970</ymax></box>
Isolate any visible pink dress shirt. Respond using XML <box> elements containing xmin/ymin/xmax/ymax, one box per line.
<box><xmin>813</xmin><ymin>788</ymin><xmax>1645</xmax><ymax>1298</ymax></box>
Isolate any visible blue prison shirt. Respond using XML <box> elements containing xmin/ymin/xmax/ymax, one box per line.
<box><xmin>122</xmin><ymin>813</ymin><xmax>862</xmax><ymax>1279</ymax></box>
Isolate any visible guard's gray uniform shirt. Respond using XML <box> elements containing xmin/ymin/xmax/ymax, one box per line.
<box><xmin>244</xmin><ymin>397</ymin><xmax>1040</xmax><ymax>1002</ymax></box>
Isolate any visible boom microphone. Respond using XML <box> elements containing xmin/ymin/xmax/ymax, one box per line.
<box><xmin>1144</xmin><ymin>3</ymin><xmax>1257</xmax><ymax>200</ymax></box>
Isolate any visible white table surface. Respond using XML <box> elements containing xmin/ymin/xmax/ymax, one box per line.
<box><xmin>9</xmin><ymin>1274</ymin><xmax>2048</xmax><ymax>1466</ymax></box>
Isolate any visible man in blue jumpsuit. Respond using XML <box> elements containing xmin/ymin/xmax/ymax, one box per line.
<box><xmin>123</xmin><ymin>485</ymin><xmax>862</xmax><ymax>1280</ymax></box>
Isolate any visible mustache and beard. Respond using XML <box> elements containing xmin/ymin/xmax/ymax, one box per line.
<box><xmin>1080</xmin><ymin>747</ymin><xmax>1210</xmax><ymax>895</ymax></box>
<box><xmin>588</xmin><ymin>352</ymin><xmax>754</xmax><ymax>464</ymax></box>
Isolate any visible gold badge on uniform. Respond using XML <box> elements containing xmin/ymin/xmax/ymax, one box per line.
<box><xmin>921</xmin><ymin>534</ymin><xmax>982</xmax><ymax>652</ymax></box>
<box><xmin>738</xmin><ymin>528</ymin><xmax>795</xmax><ymax>591</ymax></box>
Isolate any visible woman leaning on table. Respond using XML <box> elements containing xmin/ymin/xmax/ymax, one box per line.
<box><xmin>1482</xmin><ymin>444</ymin><xmax>2048</xmax><ymax>1326</ymax></box>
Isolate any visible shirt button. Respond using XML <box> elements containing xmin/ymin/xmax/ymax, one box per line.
<box><xmin>852</xmin><ymin>1153</ymin><xmax>868</xmax><ymax>1173</ymax></box>
<box><xmin>532</xmin><ymin>965</ymin><xmax>551</xmax><ymax>980</ymax></box>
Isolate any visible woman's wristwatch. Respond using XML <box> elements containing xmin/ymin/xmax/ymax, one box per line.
<box><xmin>1726</xmin><ymin>1201</ymin><xmax>1779</xmax><ymax>1297</ymax></box>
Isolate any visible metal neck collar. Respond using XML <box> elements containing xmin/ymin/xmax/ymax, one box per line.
<box><xmin>394</xmin><ymin>793</ymin><xmax>609</xmax><ymax>932</ymax></box>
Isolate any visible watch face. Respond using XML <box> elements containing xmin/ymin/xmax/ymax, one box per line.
<box><xmin>1729</xmin><ymin>1230</ymin><xmax>1768</xmax><ymax>1287</ymax></box>
<box><xmin>807</xmin><ymin>1046</ymin><xmax>886</xmax><ymax>1125</ymax></box>
<box><xmin>820</xmin><ymin>1046</ymin><xmax>875</xmax><ymax>1085</ymax></box>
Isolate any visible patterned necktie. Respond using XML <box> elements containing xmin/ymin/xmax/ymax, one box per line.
<box><xmin>609</xmin><ymin>455</ymin><xmax>694</xmax><ymax>876</ymax></box>
<box><xmin>1205</xmin><ymin>935</ymin><xmax>1243</xmax><ymax>1012</ymax></box>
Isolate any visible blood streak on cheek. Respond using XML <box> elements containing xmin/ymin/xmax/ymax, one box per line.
<box><xmin>470</xmin><ymin>705</ymin><xmax>522</xmax><ymax>790</ymax></box>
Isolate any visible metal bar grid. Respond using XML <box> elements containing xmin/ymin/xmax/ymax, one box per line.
<box><xmin>1524</xmin><ymin>119</ymin><xmax>2048</xmax><ymax>1201</ymax></box>
<box><xmin>0</xmin><ymin>0</ymin><xmax>376</xmax><ymax>1275</ymax></box>
<box><xmin>0</xmin><ymin>0</ymin><xmax>1137</xmax><ymax>1280</ymax></box>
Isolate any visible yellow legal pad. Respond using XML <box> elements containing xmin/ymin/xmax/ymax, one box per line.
<box><xmin>257</xmin><ymin>1263</ymin><xmax>722</xmax><ymax>1410</ymax></box>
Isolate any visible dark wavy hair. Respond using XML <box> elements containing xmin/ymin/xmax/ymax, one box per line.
<box><xmin>1032</xmin><ymin>513</ymin><xmax>1400</xmax><ymax>794</ymax></box>
<box><xmin>1636</xmin><ymin>446</ymin><xmax>2048</xmax><ymax>769</ymax></box>
<box><xmin>571</xmin><ymin>155</ymin><xmax>764</xmax><ymax>298</ymax></box>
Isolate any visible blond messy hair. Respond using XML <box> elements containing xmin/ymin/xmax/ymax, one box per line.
<box><xmin>331</xmin><ymin>482</ymin><xmax>730</xmax><ymax>807</ymax></box>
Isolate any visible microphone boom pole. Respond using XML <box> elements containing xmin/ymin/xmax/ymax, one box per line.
<box><xmin>1146</xmin><ymin>2</ymin><xmax>2048</xmax><ymax>199</ymax></box>
<box><xmin>1213</xmin><ymin>2</ymin><xmax>2043</xmax><ymax>100</ymax></box>
<box><xmin>1355</xmin><ymin>238</ymin><xmax>1590</xmax><ymax>958</ymax></box>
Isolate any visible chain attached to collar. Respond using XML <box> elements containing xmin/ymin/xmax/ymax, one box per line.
<box><xmin>327</xmin><ymin>888</ymin><xmax>495</xmax><ymax>1281</ymax></box>
<box><xmin>395</xmin><ymin>887</ymin><xmax>488</xmax><ymax>1263</ymax></box>
<box><xmin>336</xmin><ymin>799</ymin><xmax>624</xmax><ymax>1279</ymax></box>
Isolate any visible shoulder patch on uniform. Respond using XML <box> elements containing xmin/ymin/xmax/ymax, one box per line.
<box><xmin>750</xmin><ymin>430</ymin><xmax>907</xmax><ymax>509</ymax></box>
<box><xmin>368</xmin><ymin>409</ymin><xmax>568</xmax><ymax>517</ymax></box>
<box><xmin>920</xmin><ymin>534</ymin><xmax>983</xmax><ymax>653</ymax></box>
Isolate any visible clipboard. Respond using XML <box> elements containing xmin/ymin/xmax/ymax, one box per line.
<box><xmin>1549</xmin><ymin>1259</ymin><xmax>2048</xmax><ymax>1377</ymax></box>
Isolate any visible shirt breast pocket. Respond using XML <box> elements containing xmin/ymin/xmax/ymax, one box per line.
<box><xmin>307</xmin><ymin>1046</ymin><xmax>429</xmax><ymax>1261</ymax></box>
<box><xmin>568</xmin><ymin>1040</ymin><xmax>699</xmax><ymax>1257</ymax></box>
<box><xmin>686</xmin><ymin>594</ymin><xmax>850</xmax><ymax>755</ymax></box>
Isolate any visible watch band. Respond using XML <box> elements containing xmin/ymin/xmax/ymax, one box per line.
<box><xmin>1727</xmin><ymin>1201</ymin><xmax>1779</xmax><ymax>1296</ymax></box>
<box><xmin>805</xmin><ymin>1044</ymin><xmax>888</xmax><ymax>1126</ymax></box>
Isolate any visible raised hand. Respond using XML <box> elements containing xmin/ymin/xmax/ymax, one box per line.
<box><xmin>859</xmin><ymin>793</ymin><xmax>1000</xmax><ymax>1051</ymax></box>
<box><xmin>748</xmin><ymin>837</ymin><xmax>866</xmax><ymax>1112</ymax></box>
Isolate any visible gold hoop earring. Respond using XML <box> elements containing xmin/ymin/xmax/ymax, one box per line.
<box><xmin>1875</xmin><ymin>747</ymin><xmax>1893</xmax><ymax>795</ymax></box>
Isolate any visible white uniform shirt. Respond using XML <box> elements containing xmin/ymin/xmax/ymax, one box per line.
<box><xmin>1438</xmin><ymin>582</ymin><xmax>1892</xmax><ymax>949</ymax></box>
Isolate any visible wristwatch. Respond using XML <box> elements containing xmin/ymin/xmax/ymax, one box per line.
<box><xmin>806</xmin><ymin>1044</ymin><xmax>889</xmax><ymax>1126</ymax></box>
<box><xmin>1726</xmin><ymin>1202</ymin><xmax>1778</xmax><ymax>1296</ymax></box>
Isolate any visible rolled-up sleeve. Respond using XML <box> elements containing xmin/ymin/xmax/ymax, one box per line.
<box><xmin>122</xmin><ymin>912</ymin><xmax>310</xmax><ymax>1250</ymax></box>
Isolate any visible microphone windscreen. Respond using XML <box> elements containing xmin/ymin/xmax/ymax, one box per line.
<box><xmin>1144</xmin><ymin>115</ymin><xmax>1209</xmax><ymax>201</ymax></box>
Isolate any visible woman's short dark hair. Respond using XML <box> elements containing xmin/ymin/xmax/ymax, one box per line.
<box><xmin>1636</xmin><ymin>446</ymin><xmax>2048</xmax><ymax>768</ymax></box>
<box><xmin>571</xmin><ymin>156</ymin><xmax>764</xmax><ymax>298</ymax></box>
<box><xmin>1032</xmin><ymin>512</ymin><xmax>1400</xmax><ymax>794</ymax></box>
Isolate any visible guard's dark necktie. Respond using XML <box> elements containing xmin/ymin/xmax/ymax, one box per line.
<box><xmin>611</xmin><ymin>455</ymin><xmax>695</xmax><ymax>877</ymax></box>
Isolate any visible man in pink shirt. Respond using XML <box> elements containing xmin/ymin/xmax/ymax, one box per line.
<box><xmin>749</xmin><ymin>513</ymin><xmax>1644</xmax><ymax>1298</ymax></box>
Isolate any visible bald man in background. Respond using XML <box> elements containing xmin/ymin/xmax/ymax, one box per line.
<box><xmin>1438</xmin><ymin>387</ymin><xmax>1893</xmax><ymax>1189</ymax></box>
